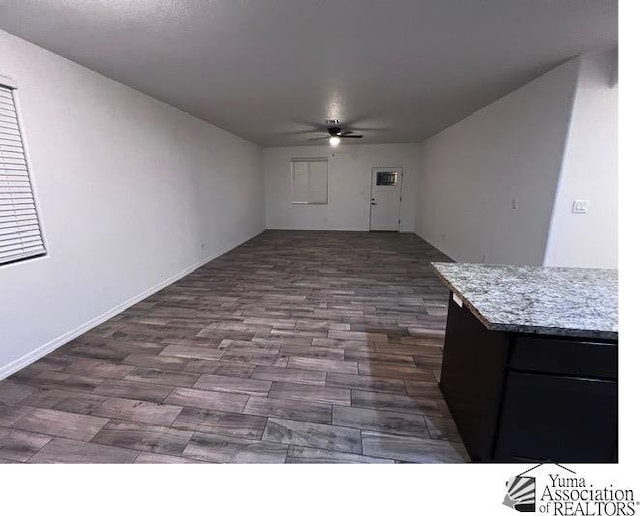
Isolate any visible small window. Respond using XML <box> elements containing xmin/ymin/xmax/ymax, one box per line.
<box><xmin>376</xmin><ymin>171</ymin><xmax>398</xmax><ymax>186</ymax></box>
<box><xmin>291</xmin><ymin>158</ymin><xmax>328</xmax><ymax>205</ymax></box>
<box><xmin>0</xmin><ymin>81</ymin><xmax>46</xmax><ymax>266</ymax></box>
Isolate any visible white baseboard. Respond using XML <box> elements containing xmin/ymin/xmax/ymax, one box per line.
<box><xmin>266</xmin><ymin>227</ymin><xmax>416</xmax><ymax>233</ymax></box>
<box><xmin>266</xmin><ymin>226</ymin><xmax>367</xmax><ymax>231</ymax></box>
<box><xmin>0</xmin><ymin>229</ymin><xmax>265</xmax><ymax>381</ymax></box>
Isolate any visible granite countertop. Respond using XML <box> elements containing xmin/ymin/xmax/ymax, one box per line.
<box><xmin>430</xmin><ymin>262</ymin><xmax>618</xmax><ymax>339</ymax></box>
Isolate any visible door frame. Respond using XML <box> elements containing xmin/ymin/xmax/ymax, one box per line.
<box><xmin>369</xmin><ymin>167</ymin><xmax>403</xmax><ymax>231</ymax></box>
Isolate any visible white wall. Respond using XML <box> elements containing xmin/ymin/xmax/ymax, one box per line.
<box><xmin>0</xmin><ymin>31</ymin><xmax>264</xmax><ymax>377</ymax></box>
<box><xmin>544</xmin><ymin>50</ymin><xmax>618</xmax><ymax>268</ymax></box>
<box><xmin>264</xmin><ymin>143</ymin><xmax>421</xmax><ymax>232</ymax></box>
<box><xmin>415</xmin><ymin>59</ymin><xmax>580</xmax><ymax>265</ymax></box>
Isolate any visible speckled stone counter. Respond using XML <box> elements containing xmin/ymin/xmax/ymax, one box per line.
<box><xmin>430</xmin><ymin>262</ymin><xmax>618</xmax><ymax>339</ymax></box>
<box><xmin>433</xmin><ymin>262</ymin><xmax>618</xmax><ymax>463</ymax></box>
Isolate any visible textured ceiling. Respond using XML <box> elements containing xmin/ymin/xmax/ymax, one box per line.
<box><xmin>0</xmin><ymin>0</ymin><xmax>618</xmax><ymax>146</ymax></box>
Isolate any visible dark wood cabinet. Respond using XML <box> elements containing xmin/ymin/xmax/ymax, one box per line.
<box><xmin>494</xmin><ymin>371</ymin><xmax>617</xmax><ymax>462</ymax></box>
<box><xmin>510</xmin><ymin>336</ymin><xmax>617</xmax><ymax>379</ymax></box>
<box><xmin>439</xmin><ymin>294</ymin><xmax>618</xmax><ymax>463</ymax></box>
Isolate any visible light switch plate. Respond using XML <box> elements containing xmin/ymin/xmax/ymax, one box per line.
<box><xmin>572</xmin><ymin>200</ymin><xmax>589</xmax><ymax>214</ymax></box>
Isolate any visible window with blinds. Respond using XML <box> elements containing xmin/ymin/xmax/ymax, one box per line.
<box><xmin>290</xmin><ymin>158</ymin><xmax>328</xmax><ymax>205</ymax></box>
<box><xmin>0</xmin><ymin>82</ymin><xmax>46</xmax><ymax>265</ymax></box>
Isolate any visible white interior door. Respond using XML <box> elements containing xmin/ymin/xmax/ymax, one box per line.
<box><xmin>370</xmin><ymin>167</ymin><xmax>403</xmax><ymax>231</ymax></box>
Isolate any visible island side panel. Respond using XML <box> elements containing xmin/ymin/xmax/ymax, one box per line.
<box><xmin>439</xmin><ymin>293</ymin><xmax>511</xmax><ymax>462</ymax></box>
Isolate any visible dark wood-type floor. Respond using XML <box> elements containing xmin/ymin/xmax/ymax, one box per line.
<box><xmin>0</xmin><ymin>230</ymin><xmax>468</xmax><ymax>464</ymax></box>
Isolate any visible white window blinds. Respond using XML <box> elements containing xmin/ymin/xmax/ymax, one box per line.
<box><xmin>0</xmin><ymin>83</ymin><xmax>45</xmax><ymax>265</ymax></box>
<box><xmin>290</xmin><ymin>158</ymin><xmax>328</xmax><ymax>204</ymax></box>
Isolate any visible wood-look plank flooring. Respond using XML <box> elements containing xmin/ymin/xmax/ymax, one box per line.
<box><xmin>0</xmin><ymin>230</ymin><xmax>467</xmax><ymax>463</ymax></box>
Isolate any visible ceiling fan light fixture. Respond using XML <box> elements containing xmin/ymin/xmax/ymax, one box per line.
<box><xmin>329</xmin><ymin>136</ymin><xmax>340</xmax><ymax>147</ymax></box>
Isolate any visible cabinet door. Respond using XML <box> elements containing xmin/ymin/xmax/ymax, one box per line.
<box><xmin>494</xmin><ymin>371</ymin><xmax>617</xmax><ymax>463</ymax></box>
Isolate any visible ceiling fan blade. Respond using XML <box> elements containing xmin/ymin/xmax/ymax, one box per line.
<box><xmin>338</xmin><ymin>130</ymin><xmax>353</xmax><ymax>136</ymax></box>
<box><xmin>339</xmin><ymin>134</ymin><xmax>363</xmax><ymax>138</ymax></box>
<box><xmin>307</xmin><ymin>136</ymin><xmax>330</xmax><ymax>140</ymax></box>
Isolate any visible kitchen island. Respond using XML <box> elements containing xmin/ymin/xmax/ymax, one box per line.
<box><xmin>431</xmin><ymin>263</ymin><xmax>618</xmax><ymax>463</ymax></box>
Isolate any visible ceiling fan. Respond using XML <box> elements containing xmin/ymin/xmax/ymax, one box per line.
<box><xmin>308</xmin><ymin>120</ymin><xmax>363</xmax><ymax>146</ymax></box>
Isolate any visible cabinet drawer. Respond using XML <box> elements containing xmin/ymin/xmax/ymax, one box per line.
<box><xmin>510</xmin><ymin>336</ymin><xmax>617</xmax><ymax>379</ymax></box>
<box><xmin>494</xmin><ymin>371</ymin><xmax>617</xmax><ymax>463</ymax></box>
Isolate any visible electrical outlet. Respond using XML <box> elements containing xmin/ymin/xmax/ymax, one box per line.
<box><xmin>511</xmin><ymin>198</ymin><xmax>519</xmax><ymax>210</ymax></box>
<box><xmin>572</xmin><ymin>200</ymin><xmax>589</xmax><ymax>214</ymax></box>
